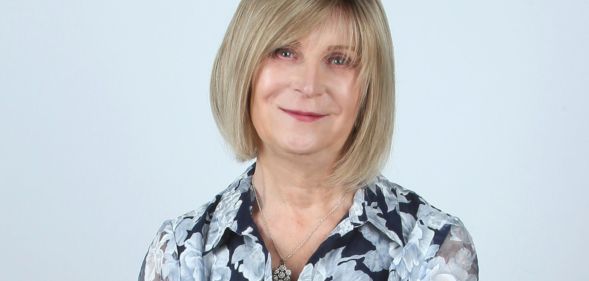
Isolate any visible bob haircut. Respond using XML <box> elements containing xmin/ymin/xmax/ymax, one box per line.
<box><xmin>210</xmin><ymin>0</ymin><xmax>395</xmax><ymax>189</ymax></box>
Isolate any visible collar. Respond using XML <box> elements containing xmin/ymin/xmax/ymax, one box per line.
<box><xmin>204</xmin><ymin>162</ymin><xmax>406</xmax><ymax>252</ymax></box>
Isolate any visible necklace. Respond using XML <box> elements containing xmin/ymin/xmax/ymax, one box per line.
<box><xmin>251</xmin><ymin>182</ymin><xmax>348</xmax><ymax>281</ymax></box>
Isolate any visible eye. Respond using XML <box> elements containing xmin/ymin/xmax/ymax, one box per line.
<box><xmin>273</xmin><ymin>48</ymin><xmax>296</xmax><ymax>59</ymax></box>
<box><xmin>327</xmin><ymin>54</ymin><xmax>352</xmax><ymax>66</ymax></box>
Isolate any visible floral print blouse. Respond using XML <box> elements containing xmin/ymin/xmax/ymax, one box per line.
<box><xmin>139</xmin><ymin>162</ymin><xmax>478</xmax><ymax>281</ymax></box>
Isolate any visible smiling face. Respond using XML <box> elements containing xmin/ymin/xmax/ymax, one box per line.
<box><xmin>250</xmin><ymin>15</ymin><xmax>362</xmax><ymax>160</ymax></box>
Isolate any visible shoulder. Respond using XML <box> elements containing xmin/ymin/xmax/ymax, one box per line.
<box><xmin>148</xmin><ymin>163</ymin><xmax>256</xmax><ymax>252</ymax></box>
<box><xmin>371</xmin><ymin>175</ymin><xmax>478</xmax><ymax>280</ymax></box>
<box><xmin>143</xmin><ymin>190</ymin><xmax>224</xmax><ymax>256</ymax></box>
<box><xmin>166</xmin><ymin>177</ymin><xmax>248</xmax><ymax>248</ymax></box>
<box><xmin>370</xmin><ymin>174</ymin><xmax>471</xmax><ymax>244</ymax></box>
<box><xmin>139</xmin><ymin>170</ymin><xmax>253</xmax><ymax>281</ymax></box>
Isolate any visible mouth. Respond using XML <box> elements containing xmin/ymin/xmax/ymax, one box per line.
<box><xmin>280</xmin><ymin>108</ymin><xmax>328</xmax><ymax>122</ymax></box>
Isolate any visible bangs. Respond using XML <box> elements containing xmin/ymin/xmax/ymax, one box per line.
<box><xmin>262</xmin><ymin>2</ymin><xmax>366</xmax><ymax>76</ymax></box>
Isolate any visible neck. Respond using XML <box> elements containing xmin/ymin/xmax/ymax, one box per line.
<box><xmin>252</xmin><ymin>146</ymin><xmax>344</xmax><ymax>210</ymax></box>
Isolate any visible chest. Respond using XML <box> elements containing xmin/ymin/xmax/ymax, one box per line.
<box><xmin>195</xmin><ymin>228</ymin><xmax>397</xmax><ymax>281</ymax></box>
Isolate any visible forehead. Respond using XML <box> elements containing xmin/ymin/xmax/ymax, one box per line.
<box><xmin>307</xmin><ymin>15</ymin><xmax>353</xmax><ymax>41</ymax></box>
<box><xmin>280</xmin><ymin>11</ymin><xmax>359</xmax><ymax>52</ymax></box>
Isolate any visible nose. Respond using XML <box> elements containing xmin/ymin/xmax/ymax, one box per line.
<box><xmin>292</xmin><ymin>60</ymin><xmax>325</xmax><ymax>97</ymax></box>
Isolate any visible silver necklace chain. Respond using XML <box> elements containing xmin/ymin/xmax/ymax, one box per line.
<box><xmin>251</xmin><ymin>182</ymin><xmax>349</xmax><ymax>262</ymax></box>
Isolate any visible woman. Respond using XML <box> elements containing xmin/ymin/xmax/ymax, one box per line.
<box><xmin>139</xmin><ymin>0</ymin><xmax>478</xmax><ymax>280</ymax></box>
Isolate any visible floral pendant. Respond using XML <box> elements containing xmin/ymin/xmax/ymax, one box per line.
<box><xmin>272</xmin><ymin>260</ymin><xmax>292</xmax><ymax>281</ymax></box>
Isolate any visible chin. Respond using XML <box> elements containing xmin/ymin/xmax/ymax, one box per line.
<box><xmin>279</xmin><ymin>136</ymin><xmax>324</xmax><ymax>155</ymax></box>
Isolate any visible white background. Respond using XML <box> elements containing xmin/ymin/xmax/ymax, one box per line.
<box><xmin>1</xmin><ymin>1</ymin><xmax>587</xmax><ymax>280</ymax></box>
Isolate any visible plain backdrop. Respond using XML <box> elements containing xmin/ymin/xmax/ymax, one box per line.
<box><xmin>1</xmin><ymin>1</ymin><xmax>588</xmax><ymax>280</ymax></box>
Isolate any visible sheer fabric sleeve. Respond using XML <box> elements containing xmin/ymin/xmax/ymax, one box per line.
<box><xmin>138</xmin><ymin>220</ymin><xmax>180</xmax><ymax>281</ymax></box>
<box><xmin>389</xmin><ymin>216</ymin><xmax>479</xmax><ymax>281</ymax></box>
<box><xmin>424</xmin><ymin>220</ymin><xmax>479</xmax><ymax>281</ymax></box>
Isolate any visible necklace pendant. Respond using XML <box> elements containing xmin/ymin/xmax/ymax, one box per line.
<box><xmin>272</xmin><ymin>260</ymin><xmax>292</xmax><ymax>281</ymax></box>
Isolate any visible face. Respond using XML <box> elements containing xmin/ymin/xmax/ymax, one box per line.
<box><xmin>250</xmin><ymin>16</ymin><xmax>362</xmax><ymax>160</ymax></box>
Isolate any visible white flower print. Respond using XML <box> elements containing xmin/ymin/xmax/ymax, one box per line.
<box><xmin>391</xmin><ymin>222</ymin><xmax>439</xmax><ymax>280</ymax></box>
<box><xmin>143</xmin><ymin>220</ymin><xmax>180</xmax><ymax>281</ymax></box>
<box><xmin>179</xmin><ymin>232</ymin><xmax>205</xmax><ymax>281</ymax></box>
<box><xmin>174</xmin><ymin>218</ymin><xmax>197</xmax><ymax>247</ymax></box>
<box><xmin>422</xmin><ymin>253</ymin><xmax>474</xmax><ymax>281</ymax></box>
<box><xmin>205</xmin><ymin>190</ymin><xmax>243</xmax><ymax>251</ymax></box>
<box><xmin>330</xmin><ymin>259</ymin><xmax>372</xmax><ymax>280</ymax></box>
<box><xmin>231</xmin><ymin>228</ymin><xmax>266</xmax><ymax>280</ymax></box>
<box><xmin>139</xmin><ymin>163</ymin><xmax>478</xmax><ymax>281</ymax></box>
<box><xmin>206</xmin><ymin>246</ymin><xmax>231</xmax><ymax>281</ymax></box>
<box><xmin>359</xmin><ymin>225</ymin><xmax>396</xmax><ymax>272</ymax></box>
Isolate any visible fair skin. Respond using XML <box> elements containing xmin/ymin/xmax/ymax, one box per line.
<box><xmin>250</xmin><ymin>15</ymin><xmax>362</xmax><ymax>280</ymax></box>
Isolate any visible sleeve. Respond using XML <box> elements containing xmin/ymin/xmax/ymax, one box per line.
<box><xmin>389</xmin><ymin>216</ymin><xmax>479</xmax><ymax>281</ymax></box>
<box><xmin>138</xmin><ymin>219</ymin><xmax>181</xmax><ymax>281</ymax></box>
<box><xmin>422</xmin><ymin>219</ymin><xmax>479</xmax><ymax>281</ymax></box>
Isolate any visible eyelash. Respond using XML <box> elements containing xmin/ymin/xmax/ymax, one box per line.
<box><xmin>272</xmin><ymin>48</ymin><xmax>354</xmax><ymax>67</ymax></box>
<box><xmin>274</xmin><ymin>48</ymin><xmax>295</xmax><ymax>59</ymax></box>
<box><xmin>328</xmin><ymin>53</ymin><xmax>352</xmax><ymax>66</ymax></box>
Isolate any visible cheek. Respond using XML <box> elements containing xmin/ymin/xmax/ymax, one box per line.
<box><xmin>331</xmin><ymin>74</ymin><xmax>362</xmax><ymax>116</ymax></box>
<box><xmin>251</xmin><ymin>63</ymin><xmax>285</xmax><ymax>125</ymax></box>
<box><xmin>253</xmin><ymin>61</ymin><xmax>288</xmax><ymax>99</ymax></box>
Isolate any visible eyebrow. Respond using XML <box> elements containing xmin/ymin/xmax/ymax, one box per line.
<box><xmin>327</xmin><ymin>45</ymin><xmax>354</xmax><ymax>51</ymax></box>
<box><xmin>283</xmin><ymin>41</ymin><xmax>353</xmax><ymax>51</ymax></box>
<box><xmin>284</xmin><ymin>41</ymin><xmax>303</xmax><ymax>49</ymax></box>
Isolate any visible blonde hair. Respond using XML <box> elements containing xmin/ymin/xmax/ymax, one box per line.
<box><xmin>210</xmin><ymin>0</ymin><xmax>395</xmax><ymax>189</ymax></box>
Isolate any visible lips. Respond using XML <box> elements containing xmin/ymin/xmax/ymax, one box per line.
<box><xmin>280</xmin><ymin>108</ymin><xmax>327</xmax><ymax>122</ymax></box>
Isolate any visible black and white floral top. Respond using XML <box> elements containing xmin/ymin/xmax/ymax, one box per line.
<box><xmin>139</xmin><ymin>162</ymin><xmax>478</xmax><ymax>281</ymax></box>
